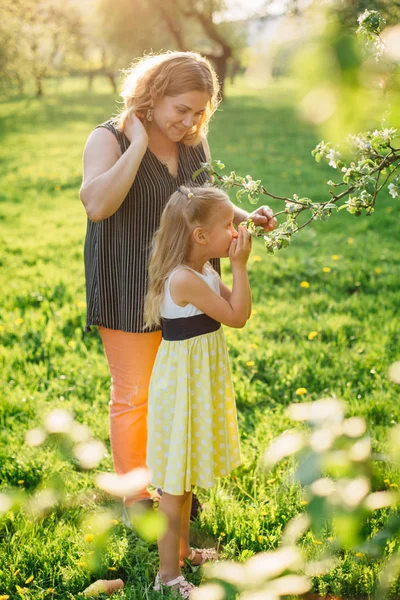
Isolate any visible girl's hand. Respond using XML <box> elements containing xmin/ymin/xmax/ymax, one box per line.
<box><xmin>124</xmin><ymin>112</ymin><xmax>149</xmax><ymax>146</ymax></box>
<box><xmin>229</xmin><ymin>225</ymin><xmax>252</xmax><ymax>266</ymax></box>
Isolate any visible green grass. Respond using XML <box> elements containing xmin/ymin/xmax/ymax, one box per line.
<box><xmin>0</xmin><ymin>75</ymin><xmax>399</xmax><ymax>599</ymax></box>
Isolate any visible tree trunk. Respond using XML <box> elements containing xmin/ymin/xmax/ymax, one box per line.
<box><xmin>88</xmin><ymin>72</ymin><xmax>95</xmax><ymax>91</ymax></box>
<box><xmin>15</xmin><ymin>73</ymin><xmax>24</xmax><ymax>95</ymax></box>
<box><xmin>214</xmin><ymin>56</ymin><xmax>227</xmax><ymax>100</ymax></box>
<box><xmin>107</xmin><ymin>72</ymin><xmax>117</xmax><ymax>93</ymax></box>
<box><xmin>208</xmin><ymin>52</ymin><xmax>230</xmax><ymax>100</ymax></box>
<box><xmin>35</xmin><ymin>76</ymin><xmax>43</xmax><ymax>97</ymax></box>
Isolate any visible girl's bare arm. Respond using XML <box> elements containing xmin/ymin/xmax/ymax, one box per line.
<box><xmin>171</xmin><ymin>268</ymin><xmax>250</xmax><ymax>329</ymax></box>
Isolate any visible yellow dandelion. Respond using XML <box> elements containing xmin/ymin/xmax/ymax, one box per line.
<box><xmin>110</xmin><ymin>519</ymin><xmax>118</xmax><ymax>525</ymax></box>
<box><xmin>300</xmin><ymin>281</ymin><xmax>310</xmax><ymax>288</ymax></box>
<box><xmin>390</xmin><ymin>483</ymin><xmax>398</xmax><ymax>488</ymax></box>
<box><xmin>331</xmin><ymin>254</ymin><xmax>340</xmax><ymax>260</ymax></box>
<box><xmin>17</xmin><ymin>480</ymin><xmax>24</xmax><ymax>485</ymax></box>
<box><xmin>15</xmin><ymin>318</ymin><xmax>24</xmax><ymax>325</ymax></box>
<box><xmin>257</xmin><ymin>535</ymin><xmax>264</xmax><ymax>543</ymax></box>
<box><xmin>0</xmin><ymin>326</ymin><xmax>4</xmax><ymax>332</ymax></box>
<box><xmin>384</xmin><ymin>479</ymin><xmax>390</xmax><ymax>484</ymax></box>
<box><xmin>68</xmin><ymin>340</ymin><xmax>76</xmax><ymax>348</ymax></box>
<box><xmin>322</xmin><ymin>267</ymin><xmax>331</xmax><ymax>273</ymax></box>
<box><xmin>300</xmin><ymin>500</ymin><xmax>308</xmax><ymax>506</ymax></box>
<box><xmin>386</xmin><ymin>207</ymin><xmax>393</xmax><ymax>213</ymax></box>
<box><xmin>13</xmin><ymin>569</ymin><xmax>20</xmax><ymax>577</ymax></box>
<box><xmin>84</xmin><ymin>534</ymin><xmax>95</xmax><ymax>543</ymax></box>
<box><xmin>296</xmin><ymin>388</ymin><xmax>308</xmax><ymax>396</ymax></box>
<box><xmin>267</xmin><ymin>478</ymin><xmax>276</xmax><ymax>484</ymax></box>
<box><xmin>54</xmin><ymin>185</ymin><xmax>61</xmax><ymax>191</ymax></box>
<box><xmin>374</xmin><ymin>268</ymin><xmax>382</xmax><ymax>274</ymax></box>
<box><xmin>347</xmin><ymin>237</ymin><xmax>354</xmax><ymax>244</ymax></box>
<box><xmin>46</xmin><ymin>589</ymin><xmax>55</xmax><ymax>594</ymax></box>
<box><xmin>246</xmin><ymin>361</ymin><xmax>255</xmax><ymax>367</ymax></box>
<box><xmin>327</xmin><ymin>536</ymin><xmax>334</xmax><ymax>542</ymax></box>
<box><xmin>252</xmin><ymin>256</ymin><xmax>262</xmax><ymax>262</ymax></box>
<box><xmin>0</xmin><ymin>595</ymin><xmax>10</xmax><ymax>600</ymax></box>
<box><xmin>25</xmin><ymin>575</ymin><xmax>34</xmax><ymax>584</ymax></box>
<box><xmin>355</xmin><ymin>552</ymin><xmax>364</xmax><ymax>558</ymax></box>
<box><xmin>308</xmin><ymin>331</ymin><xmax>318</xmax><ymax>340</ymax></box>
<box><xmin>249</xmin><ymin>343</ymin><xmax>258</xmax><ymax>348</ymax></box>
<box><xmin>77</xmin><ymin>561</ymin><xmax>87</xmax><ymax>567</ymax></box>
<box><xmin>219</xmin><ymin>532</ymin><xmax>226</xmax><ymax>538</ymax></box>
<box><xmin>313</xmin><ymin>539</ymin><xmax>322</xmax><ymax>545</ymax></box>
<box><xmin>108</xmin><ymin>567</ymin><xmax>117</xmax><ymax>571</ymax></box>
<box><xmin>251</xmin><ymin>310</ymin><xmax>258</xmax><ymax>316</ymax></box>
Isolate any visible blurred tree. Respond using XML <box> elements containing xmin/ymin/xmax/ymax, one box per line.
<box><xmin>94</xmin><ymin>0</ymin><xmax>247</xmax><ymax>97</ymax></box>
<box><xmin>0</xmin><ymin>0</ymin><xmax>83</xmax><ymax>96</ymax></box>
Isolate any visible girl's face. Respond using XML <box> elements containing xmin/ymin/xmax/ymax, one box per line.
<box><xmin>204</xmin><ymin>202</ymin><xmax>237</xmax><ymax>258</ymax></box>
<box><xmin>152</xmin><ymin>90</ymin><xmax>210</xmax><ymax>141</ymax></box>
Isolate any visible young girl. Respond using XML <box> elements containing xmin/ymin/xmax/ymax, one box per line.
<box><xmin>144</xmin><ymin>185</ymin><xmax>252</xmax><ymax>598</ymax></box>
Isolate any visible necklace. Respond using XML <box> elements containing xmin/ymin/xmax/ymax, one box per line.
<box><xmin>158</xmin><ymin>145</ymin><xmax>176</xmax><ymax>167</ymax></box>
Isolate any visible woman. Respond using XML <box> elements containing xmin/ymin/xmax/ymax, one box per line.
<box><xmin>79</xmin><ymin>51</ymin><xmax>276</xmax><ymax>556</ymax></box>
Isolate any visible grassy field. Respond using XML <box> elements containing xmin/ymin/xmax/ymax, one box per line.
<box><xmin>0</xmin><ymin>75</ymin><xmax>399</xmax><ymax>599</ymax></box>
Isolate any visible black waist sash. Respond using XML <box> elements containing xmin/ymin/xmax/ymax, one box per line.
<box><xmin>161</xmin><ymin>314</ymin><xmax>221</xmax><ymax>341</ymax></box>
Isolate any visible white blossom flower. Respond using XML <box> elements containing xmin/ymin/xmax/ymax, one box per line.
<box><xmin>348</xmin><ymin>134</ymin><xmax>371</xmax><ymax>152</ymax></box>
<box><xmin>357</xmin><ymin>9</ymin><xmax>370</xmax><ymax>25</ymax></box>
<box><xmin>388</xmin><ymin>183</ymin><xmax>399</xmax><ymax>198</ymax></box>
<box><xmin>326</xmin><ymin>148</ymin><xmax>341</xmax><ymax>169</ymax></box>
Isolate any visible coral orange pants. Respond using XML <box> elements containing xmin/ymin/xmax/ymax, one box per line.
<box><xmin>99</xmin><ymin>327</ymin><xmax>162</xmax><ymax>502</ymax></box>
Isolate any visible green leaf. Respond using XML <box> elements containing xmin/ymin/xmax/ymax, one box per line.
<box><xmin>192</xmin><ymin>167</ymin><xmax>206</xmax><ymax>181</ymax></box>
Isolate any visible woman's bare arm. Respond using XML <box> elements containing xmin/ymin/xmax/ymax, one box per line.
<box><xmin>80</xmin><ymin>116</ymin><xmax>148</xmax><ymax>222</ymax></box>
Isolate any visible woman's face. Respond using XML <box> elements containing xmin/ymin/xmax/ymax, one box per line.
<box><xmin>152</xmin><ymin>90</ymin><xmax>211</xmax><ymax>141</ymax></box>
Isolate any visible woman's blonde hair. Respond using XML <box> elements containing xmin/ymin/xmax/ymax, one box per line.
<box><xmin>144</xmin><ymin>185</ymin><xmax>230</xmax><ymax>329</ymax></box>
<box><xmin>116</xmin><ymin>51</ymin><xmax>220</xmax><ymax>146</ymax></box>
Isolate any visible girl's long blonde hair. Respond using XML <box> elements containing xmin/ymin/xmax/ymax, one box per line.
<box><xmin>116</xmin><ymin>51</ymin><xmax>220</xmax><ymax>146</ymax></box>
<box><xmin>144</xmin><ymin>186</ymin><xmax>230</xmax><ymax>329</ymax></box>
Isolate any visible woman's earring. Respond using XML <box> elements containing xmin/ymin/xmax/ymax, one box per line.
<box><xmin>146</xmin><ymin>108</ymin><xmax>153</xmax><ymax>122</ymax></box>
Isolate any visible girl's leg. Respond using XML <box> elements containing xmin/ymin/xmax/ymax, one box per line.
<box><xmin>158</xmin><ymin>491</ymin><xmax>190</xmax><ymax>583</ymax></box>
<box><xmin>99</xmin><ymin>327</ymin><xmax>162</xmax><ymax>503</ymax></box>
<box><xmin>179</xmin><ymin>491</ymin><xmax>193</xmax><ymax>560</ymax></box>
<box><xmin>179</xmin><ymin>491</ymin><xmax>210</xmax><ymax>566</ymax></box>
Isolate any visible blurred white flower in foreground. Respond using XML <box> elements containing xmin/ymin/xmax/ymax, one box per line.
<box><xmin>45</xmin><ymin>409</ymin><xmax>74</xmax><ymax>434</ymax></box>
<box><xmin>74</xmin><ymin>441</ymin><xmax>106</xmax><ymax>470</ymax></box>
<box><xmin>0</xmin><ymin>493</ymin><xmax>13</xmax><ymax>516</ymax></box>
<box><xmin>263</xmin><ymin>431</ymin><xmax>305</xmax><ymax>467</ymax></box>
<box><xmin>288</xmin><ymin>397</ymin><xmax>345</xmax><ymax>423</ymax></box>
<box><xmin>388</xmin><ymin>362</ymin><xmax>400</xmax><ymax>384</ymax></box>
<box><xmin>26</xmin><ymin>427</ymin><xmax>47</xmax><ymax>447</ymax></box>
<box><xmin>96</xmin><ymin>468</ymin><xmax>150</xmax><ymax>498</ymax></box>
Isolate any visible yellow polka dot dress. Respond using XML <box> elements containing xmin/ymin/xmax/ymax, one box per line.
<box><xmin>147</xmin><ymin>266</ymin><xmax>241</xmax><ymax>495</ymax></box>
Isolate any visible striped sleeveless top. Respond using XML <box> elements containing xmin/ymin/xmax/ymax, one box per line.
<box><xmin>84</xmin><ymin>120</ymin><xmax>220</xmax><ymax>333</ymax></box>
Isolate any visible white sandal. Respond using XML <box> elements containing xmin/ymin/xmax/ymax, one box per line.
<box><xmin>180</xmin><ymin>547</ymin><xmax>218</xmax><ymax>567</ymax></box>
<box><xmin>154</xmin><ymin>572</ymin><xmax>197</xmax><ymax>599</ymax></box>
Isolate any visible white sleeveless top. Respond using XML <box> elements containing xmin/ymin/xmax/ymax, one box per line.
<box><xmin>160</xmin><ymin>265</ymin><xmax>220</xmax><ymax>319</ymax></box>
